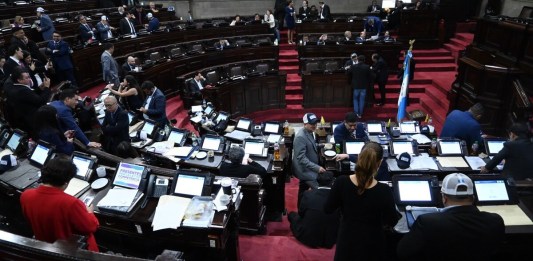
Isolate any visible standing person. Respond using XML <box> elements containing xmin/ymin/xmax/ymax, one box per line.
<box><xmin>481</xmin><ymin>122</ymin><xmax>533</xmax><ymax>180</ymax></box>
<box><xmin>106</xmin><ymin>75</ymin><xmax>145</xmax><ymax>112</ymax></box>
<box><xmin>371</xmin><ymin>53</ymin><xmax>389</xmax><ymax>106</ymax></box>
<box><xmin>318</xmin><ymin>1</ymin><xmax>332</xmax><ymax>21</ymax></box>
<box><xmin>36</xmin><ymin>7</ymin><xmax>55</xmax><ymax>41</ymax></box>
<box><xmin>440</xmin><ymin>103</ymin><xmax>484</xmax><ymax>150</ymax></box>
<box><xmin>101</xmin><ymin>96</ymin><xmax>130</xmax><ymax>155</ymax></box>
<box><xmin>285</xmin><ymin>1</ymin><xmax>296</xmax><ymax>44</ymax></box>
<box><xmin>20</xmin><ymin>157</ymin><xmax>100</xmax><ymax>252</ymax></box>
<box><xmin>119</xmin><ymin>11</ymin><xmax>137</xmax><ymax>36</ymax></box>
<box><xmin>265</xmin><ymin>9</ymin><xmax>280</xmax><ymax>45</ymax></box>
<box><xmin>3</xmin><ymin>45</ymin><xmax>24</xmax><ymax>79</ymax></box>
<box><xmin>101</xmin><ymin>43</ymin><xmax>120</xmax><ymax>88</ymax></box>
<box><xmin>10</xmin><ymin>27</ymin><xmax>47</xmax><ymax>64</ymax></box>
<box><xmin>78</xmin><ymin>15</ymin><xmax>97</xmax><ymax>44</ymax></box>
<box><xmin>46</xmin><ymin>32</ymin><xmax>77</xmax><ymax>86</ymax></box>
<box><xmin>325</xmin><ymin>142</ymin><xmax>400</xmax><ymax>261</ymax></box>
<box><xmin>397</xmin><ymin>173</ymin><xmax>505</xmax><ymax>260</ymax></box>
<box><xmin>34</xmin><ymin>105</ymin><xmax>74</xmax><ymax>155</ymax></box>
<box><xmin>293</xmin><ymin>113</ymin><xmax>326</xmax><ymax>207</ymax></box>
<box><xmin>288</xmin><ymin>171</ymin><xmax>340</xmax><ymax>248</ymax></box>
<box><xmin>139</xmin><ymin>80</ymin><xmax>168</xmax><ymax>126</ymax></box>
<box><xmin>348</xmin><ymin>55</ymin><xmax>373</xmax><ymax>118</ymax></box>
<box><xmin>274</xmin><ymin>0</ymin><xmax>287</xmax><ymax>31</ymax></box>
<box><xmin>50</xmin><ymin>89</ymin><xmax>101</xmax><ymax>148</ymax></box>
<box><xmin>96</xmin><ymin>16</ymin><xmax>115</xmax><ymax>41</ymax></box>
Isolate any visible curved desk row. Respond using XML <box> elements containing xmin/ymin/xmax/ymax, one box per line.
<box><xmin>0</xmin><ymin>0</ymin><xmax>97</xmax><ymax>21</ymax></box>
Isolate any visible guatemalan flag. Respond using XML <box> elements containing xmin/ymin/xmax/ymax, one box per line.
<box><xmin>397</xmin><ymin>50</ymin><xmax>413</xmax><ymax>122</ymax></box>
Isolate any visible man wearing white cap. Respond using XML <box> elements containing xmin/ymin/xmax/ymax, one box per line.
<box><xmin>36</xmin><ymin>7</ymin><xmax>55</xmax><ymax>41</ymax></box>
<box><xmin>293</xmin><ymin>112</ymin><xmax>326</xmax><ymax>207</ymax></box>
<box><xmin>96</xmin><ymin>16</ymin><xmax>115</xmax><ymax>41</ymax></box>
<box><xmin>397</xmin><ymin>173</ymin><xmax>505</xmax><ymax>260</ymax></box>
<box><xmin>145</xmin><ymin>13</ymin><xmax>160</xmax><ymax>32</ymax></box>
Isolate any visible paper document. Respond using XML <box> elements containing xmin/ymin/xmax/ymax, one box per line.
<box><xmin>478</xmin><ymin>205</ymin><xmax>533</xmax><ymax>226</ymax></box>
<box><xmin>436</xmin><ymin>156</ymin><xmax>469</xmax><ymax>168</ymax></box>
<box><xmin>409</xmin><ymin>156</ymin><xmax>439</xmax><ymax>170</ymax></box>
<box><xmin>97</xmin><ymin>188</ymin><xmax>138</xmax><ymax>207</ymax></box>
<box><xmin>191</xmin><ymin>105</ymin><xmax>203</xmax><ymax>112</ymax></box>
<box><xmin>464</xmin><ymin>156</ymin><xmax>486</xmax><ymax>170</ymax></box>
<box><xmin>152</xmin><ymin>195</ymin><xmax>191</xmax><ymax>231</ymax></box>
<box><xmin>164</xmin><ymin>146</ymin><xmax>194</xmax><ymax>157</ymax></box>
<box><xmin>64</xmin><ymin>178</ymin><xmax>89</xmax><ymax>196</ymax></box>
<box><xmin>129</xmin><ymin>121</ymin><xmax>144</xmax><ymax>134</ymax></box>
<box><xmin>190</xmin><ymin>115</ymin><xmax>202</xmax><ymax>123</ymax></box>
<box><xmin>146</xmin><ymin>141</ymin><xmax>174</xmax><ymax>154</ymax></box>
<box><xmin>267</xmin><ymin>134</ymin><xmax>281</xmax><ymax>144</ymax></box>
<box><xmin>410</xmin><ymin>134</ymin><xmax>431</xmax><ymax>144</ymax></box>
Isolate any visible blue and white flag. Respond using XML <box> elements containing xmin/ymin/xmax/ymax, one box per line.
<box><xmin>397</xmin><ymin>50</ymin><xmax>412</xmax><ymax>122</ymax></box>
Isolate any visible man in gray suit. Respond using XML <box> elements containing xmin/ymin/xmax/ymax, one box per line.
<box><xmin>293</xmin><ymin>112</ymin><xmax>326</xmax><ymax>207</ymax></box>
<box><xmin>101</xmin><ymin>43</ymin><xmax>120</xmax><ymax>88</ymax></box>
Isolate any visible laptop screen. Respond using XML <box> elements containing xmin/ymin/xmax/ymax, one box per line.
<box><xmin>392</xmin><ymin>175</ymin><xmax>438</xmax><ymax>207</ymax></box>
<box><xmin>173</xmin><ymin>173</ymin><xmax>205</xmax><ymax>197</ymax></box>
<box><xmin>400</xmin><ymin>122</ymin><xmax>419</xmax><ymax>134</ymax></box>
<box><xmin>367</xmin><ymin>122</ymin><xmax>383</xmax><ymax>134</ymax></box>
<box><xmin>345</xmin><ymin>141</ymin><xmax>365</xmax><ymax>155</ymax></box>
<box><xmin>72</xmin><ymin>153</ymin><xmax>95</xmax><ymax>180</ymax></box>
<box><xmin>168</xmin><ymin>129</ymin><xmax>186</xmax><ymax>146</ymax></box>
<box><xmin>391</xmin><ymin>140</ymin><xmax>414</xmax><ymax>155</ymax></box>
<box><xmin>474</xmin><ymin>180</ymin><xmax>509</xmax><ymax>202</ymax></box>
<box><xmin>6</xmin><ymin>132</ymin><xmax>22</xmax><ymax>151</ymax></box>
<box><xmin>438</xmin><ymin>140</ymin><xmax>462</xmax><ymax>155</ymax></box>
<box><xmin>397</xmin><ymin>180</ymin><xmax>433</xmax><ymax>202</ymax></box>
<box><xmin>264</xmin><ymin>122</ymin><xmax>280</xmax><ymax>134</ymax></box>
<box><xmin>201</xmin><ymin>135</ymin><xmax>223</xmax><ymax>152</ymax></box>
<box><xmin>236</xmin><ymin>118</ymin><xmax>251</xmax><ymax>131</ymax></box>
<box><xmin>113</xmin><ymin>162</ymin><xmax>147</xmax><ymax>189</ymax></box>
<box><xmin>141</xmin><ymin>121</ymin><xmax>156</xmax><ymax>138</ymax></box>
<box><xmin>30</xmin><ymin>143</ymin><xmax>52</xmax><ymax>167</ymax></box>
<box><xmin>486</xmin><ymin>140</ymin><xmax>505</xmax><ymax>155</ymax></box>
<box><xmin>244</xmin><ymin>140</ymin><xmax>265</xmax><ymax>156</ymax></box>
<box><xmin>215</xmin><ymin>112</ymin><xmax>228</xmax><ymax>124</ymax></box>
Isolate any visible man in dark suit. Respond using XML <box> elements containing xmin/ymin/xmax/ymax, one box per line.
<box><xmin>298</xmin><ymin>0</ymin><xmax>311</xmax><ymax>20</ymax></box>
<box><xmin>3</xmin><ymin>45</ymin><xmax>24</xmax><ymax>80</ymax></box>
<box><xmin>119</xmin><ymin>11</ymin><xmax>137</xmax><ymax>36</ymax></box>
<box><xmin>78</xmin><ymin>16</ymin><xmax>97</xmax><ymax>43</ymax></box>
<box><xmin>139</xmin><ymin>80</ymin><xmax>168</xmax><ymax>126</ymax></box>
<box><xmin>96</xmin><ymin>16</ymin><xmax>115</xmax><ymax>41</ymax></box>
<box><xmin>101</xmin><ymin>96</ymin><xmax>130</xmax><ymax>155</ymax></box>
<box><xmin>348</xmin><ymin>55</ymin><xmax>373</xmax><ymax>118</ymax></box>
<box><xmin>318</xmin><ymin>1</ymin><xmax>331</xmax><ymax>21</ymax></box>
<box><xmin>355</xmin><ymin>31</ymin><xmax>367</xmax><ymax>43</ymax></box>
<box><xmin>397</xmin><ymin>173</ymin><xmax>505</xmax><ymax>260</ymax></box>
<box><xmin>36</xmin><ymin>7</ymin><xmax>55</xmax><ymax>41</ymax></box>
<box><xmin>188</xmin><ymin>71</ymin><xmax>212</xmax><ymax>99</ymax></box>
<box><xmin>45</xmin><ymin>32</ymin><xmax>76</xmax><ymax>85</ymax></box>
<box><xmin>371</xmin><ymin>53</ymin><xmax>388</xmax><ymax>106</ymax></box>
<box><xmin>367</xmin><ymin>0</ymin><xmax>382</xmax><ymax>13</ymax></box>
<box><xmin>481</xmin><ymin>122</ymin><xmax>533</xmax><ymax>180</ymax></box>
<box><xmin>293</xmin><ymin>113</ymin><xmax>326</xmax><ymax>207</ymax></box>
<box><xmin>130</xmin><ymin>5</ymin><xmax>147</xmax><ymax>26</ymax></box>
<box><xmin>220</xmin><ymin>146</ymin><xmax>267</xmax><ymax>178</ymax></box>
<box><xmin>213</xmin><ymin>39</ymin><xmax>231</xmax><ymax>50</ymax></box>
<box><xmin>344</xmin><ymin>52</ymin><xmax>357</xmax><ymax>68</ymax></box>
<box><xmin>340</xmin><ymin>30</ymin><xmax>353</xmax><ymax>43</ymax></box>
<box><xmin>288</xmin><ymin>171</ymin><xmax>340</xmax><ymax>248</ymax></box>
<box><xmin>10</xmin><ymin>27</ymin><xmax>47</xmax><ymax>63</ymax></box>
<box><xmin>121</xmin><ymin>56</ymin><xmax>137</xmax><ymax>76</ymax></box>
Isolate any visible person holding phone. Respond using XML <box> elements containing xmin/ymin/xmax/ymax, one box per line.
<box><xmin>34</xmin><ymin>105</ymin><xmax>74</xmax><ymax>155</ymax></box>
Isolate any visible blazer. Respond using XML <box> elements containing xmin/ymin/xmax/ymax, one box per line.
<box><xmin>290</xmin><ymin>188</ymin><xmax>340</xmax><ymax>248</ymax></box>
<box><xmin>78</xmin><ymin>23</ymin><xmax>95</xmax><ymax>42</ymax></box>
<box><xmin>292</xmin><ymin>128</ymin><xmax>320</xmax><ymax>181</ymax></box>
<box><xmin>46</xmin><ymin>40</ymin><xmax>73</xmax><ymax>71</ymax></box>
<box><xmin>397</xmin><ymin>205</ymin><xmax>505</xmax><ymax>261</ymax></box>
<box><xmin>372</xmin><ymin>57</ymin><xmax>388</xmax><ymax>84</ymax></box>
<box><xmin>10</xmin><ymin>37</ymin><xmax>47</xmax><ymax>63</ymax></box>
<box><xmin>146</xmin><ymin>17</ymin><xmax>160</xmax><ymax>32</ymax></box>
<box><xmin>298</xmin><ymin>6</ymin><xmax>311</xmax><ymax>20</ymax></box>
<box><xmin>96</xmin><ymin>22</ymin><xmax>113</xmax><ymax>40</ymax></box>
<box><xmin>101</xmin><ymin>50</ymin><xmax>119</xmax><ymax>83</ymax></box>
<box><xmin>38</xmin><ymin>127</ymin><xmax>74</xmax><ymax>155</ymax></box>
<box><xmin>319</xmin><ymin>4</ymin><xmax>332</xmax><ymax>21</ymax></box>
<box><xmin>50</xmin><ymin>100</ymin><xmax>90</xmax><ymax>145</ymax></box>
<box><xmin>348</xmin><ymin>63</ymin><xmax>373</xmax><ymax>90</ymax></box>
<box><xmin>5</xmin><ymin>83</ymin><xmax>50</xmax><ymax>134</ymax></box>
<box><xmin>367</xmin><ymin>4</ymin><xmax>382</xmax><ymax>13</ymax></box>
<box><xmin>122</xmin><ymin>62</ymin><xmax>135</xmax><ymax>75</ymax></box>
<box><xmin>484</xmin><ymin>137</ymin><xmax>533</xmax><ymax>180</ymax></box>
<box><xmin>188</xmin><ymin>78</ymin><xmax>206</xmax><ymax>94</ymax></box>
<box><xmin>119</xmin><ymin>17</ymin><xmax>136</xmax><ymax>35</ymax></box>
<box><xmin>144</xmin><ymin>88</ymin><xmax>168</xmax><ymax>125</ymax></box>
<box><xmin>39</xmin><ymin>14</ymin><xmax>55</xmax><ymax>41</ymax></box>
<box><xmin>3</xmin><ymin>57</ymin><xmax>20</xmax><ymax>79</ymax></box>
<box><xmin>219</xmin><ymin>161</ymin><xmax>267</xmax><ymax>179</ymax></box>
<box><xmin>101</xmin><ymin>106</ymin><xmax>130</xmax><ymax>154</ymax></box>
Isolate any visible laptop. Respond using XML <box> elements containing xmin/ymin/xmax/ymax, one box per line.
<box><xmin>437</xmin><ymin>139</ymin><xmax>466</xmax><ymax>156</ymax></box>
<box><xmin>471</xmin><ymin>175</ymin><xmax>518</xmax><ymax>206</ymax></box>
<box><xmin>393</xmin><ymin>175</ymin><xmax>441</xmax><ymax>228</ymax></box>
<box><xmin>200</xmin><ymin>135</ymin><xmax>225</xmax><ymax>154</ymax></box>
<box><xmin>243</xmin><ymin>139</ymin><xmax>268</xmax><ymax>158</ymax></box>
<box><xmin>0</xmin><ymin>129</ymin><xmax>25</xmax><ymax>157</ymax></box>
<box><xmin>390</xmin><ymin>140</ymin><xmax>418</xmax><ymax>156</ymax></box>
<box><xmin>170</xmin><ymin>170</ymin><xmax>213</xmax><ymax>198</ymax></box>
<box><xmin>344</xmin><ymin>139</ymin><xmax>366</xmax><ymax>155</ymax></box>
<box><xmin>399</xmin><ymin>121</ymin><xmax>420</xmax><ymax>134</ymax></box>
<box><xmin>366</xmin><ymin>121</ymin><xmax>385</xmax><ymax>135</ymax></box>
<box><xmin>484</xmin><ymin>138</ymin><xmax>506</xmax><ymax>156</ymax></box>
<box><xmin>214</xmin><ymin>111</ymin><xmax>229</xmax><ymax>124</ymax></box>
<box><xmin>167</xmin><ymin>128</ymin><xmax>188</xmax><ymax>147</ymax></box>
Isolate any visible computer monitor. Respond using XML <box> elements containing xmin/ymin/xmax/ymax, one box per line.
<box><xmin>167</xmin><ymin>128</ymin><xmax>188</xmax><ymax>146</ymax></box>
<box><xmin>71</xmin><ymin>152</ymin><xmax>96</xmax><ymax>181</ymax></box>
<box><xmin>236</xmin><ymin>118</ymin><xmax>252</xmax><ymax>132</ymax></box>
<box><xmin>366</xmin><ymin>122</ymin><xmax>384</xmax><ymax>134</ymax></box>
<box><xmin>140</xmin><ymin>119</ymin><xmax>157</xmax><ymax>139</ymax></box>
<box><xmin>214</xmin><ymin>111</ymin><xmax>229</xmax><ymax>124</ymax></box>
<box><xmin>344</xmin><ymin>140</ymin><xmax>366</xmax><ymax>155</ymax></box>
<box><xmin>437</xmin><ymin>139</ymin><xmax>464</xmax><ymax>156</ymax></box>
<box><xmin>113</xmin><ymin>162</ymin><xmax>149</xmax><ymax>190</ymax></box>
<box><xmin>484</xmin><ymin>138</ymin><xmax>506</xmax><ymax>156</ymax></box>
<box><xmin>391</xmin><ymin>140</ymin><xmax>417</xmax><ymax>156</ymax></box>
<box><xmin>263</xmin><ymin>121</ymin><xmax>281</xmax><ymax>134</ymax></box>
<box><xmin>244</xmin><ymin>139</ymin><xmax>266</xmax><ymax>157</ymax></box>
<box><xmin>471</xmin><ymin>175</ymin><xmax>517</xmax><ymax>205</ymax></box>
<box><xmin>399</xmin><ymin>121</ymin><xmax>420</xmax><ymax>134</ymax></box>
<box><xmin>29</xmin><ymin>140</ymin><xmax>54</xmax><ymax>168</ymax></box>
<box><xmin>392</xmin><ymin>175</ymin><xmax>438</xmax><ymax>207</ymax></box>
<box><xmin>204</xmin><ymin>104</ymin><xmax>214</xmax><ymax>117</ymax></box>
<box><xmin>200</xmin><ymin>135</ymin><xmax>225</xmax><ymax>154</ymax></box>
<box><xmin>6</xmin><ymin>130</ymin><xmax>23</xmax><ymax>152</ymax></box>
<box><xmin>382</xmin><ymin>0</ymin><xmax>396</xmax><ymax>8</ymax></box>
<box><xmin>171</xmin><ymin>170</ymin><xmax>211</xmax><ymax>198</ymax></box>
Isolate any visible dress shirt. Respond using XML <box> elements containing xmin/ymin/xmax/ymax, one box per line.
<box><xmin>143</xmin><ymin>88</ymin><xmax>157</xmax><ymax>119</ymax></box>
<box><xmin>127</xmin><ymin>18</ymin><xmax>136</xmax><ymax>35</ymax></box>
<box><xmin>195</xmin><ymin>79</ymin><xmax>203</xmax><ymax>90</ymax></box>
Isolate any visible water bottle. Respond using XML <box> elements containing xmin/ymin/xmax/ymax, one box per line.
<box><xmin>335</xmin><ymin>143</ymin><xmax>341</xmax><ymax>154</ymax></box>
<box><xmin>430</xmin><ymin>138</ymin><xmax>437</xmax><ymax>156</ymax></box>
<box><xmin>273</xmin><ymin>142</ymin><xmax>280</xmax><ymax>160</ymax></box>
<box><xmin>27</xmin><ymin>138</ymin><xmax>36</xmax><ymax>155</ymax></box>
<box><xmin>471</xmin><ymin>141</ymin><xmax>479</xmax><ymax>156</ymax></box>
<box><xmin>283</xmin><ymin>120</ymin><xmax>290</xmax><ymax>135</ymax></box>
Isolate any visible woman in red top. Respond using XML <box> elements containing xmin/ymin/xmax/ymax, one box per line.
<box><xmin>20</xmin><ymin>157</ymin><xmax>100</xmax><ymax>252</ymax></box>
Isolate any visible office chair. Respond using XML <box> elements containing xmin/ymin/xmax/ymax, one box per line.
<box><xmin>206</xmin><ymin>71</ymin><xmax>220</xmax><ymax>85</ymax></box>
<box><xmin>190</xmin><ymin>44</ymin><xmax>204</xmax><ymax>54</ymax></box>
<box><xmin>235</xmin><ymin>39</ymin><xmax>251</xmax><ymax>47</ymax></box>
<box><xmin>170</xmin><ymin>47</ymin><xmax>183</xmax><ymax>58</ymax></box>
<box><xmin>256</xmin><ymin>63</ymin><xmax>269</xmax><ymax>74</ymax></box>
<box><xmin>256</xmin><ymin>37</ymin><xmax>272</xmax><ymax>46</ymax></box>
<box><xmin>149</xmin><ymin>52</ymin><xmax>163</xmax><ymax>63</ymax></box>
<box><xmin>230</xmin><ymin>66</ymin><xmax>243</xmax><ymax>77</ymax></box>
<box><xmin>306</xmin><ymin>61</ymin><xmax>321</xmax><ymax>73</ymax></box>
<box><xmin>324</xmin><ymin>61</ymin><xmax>339</xmax><ymax>72</ymax></box>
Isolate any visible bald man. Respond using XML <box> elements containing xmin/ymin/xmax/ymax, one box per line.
<box><xmin>101</xmin><ymin>96</ymin><xmax>130</xmax><ymax>155</ymax></box>
<box><xmin>122</xmin><ymin>56</ymin><xmax>137</xmax><ymax>76</ymax></box>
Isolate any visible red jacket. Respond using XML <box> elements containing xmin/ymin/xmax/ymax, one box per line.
<box><xmin>20</xmin><ymin>185</ymin><xmax>99</xmax><ymax>252</ymax></box>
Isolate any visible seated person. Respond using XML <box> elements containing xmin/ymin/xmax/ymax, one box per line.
<box><xmin>145</xmin><ymin>12</ymin><xmax>160</xmax><ymax>32</ymax></box>
<box><xmin>230</xmin><ymin>15</ymin><xmax>242</xmax><ymax>26</ymax></box>
<box><xmin>340</xmin><ymin>30</ymin><xmax>353</xmax><ymax>43</ymax></box>
<box><xmin>35</xmin><ymin>105</ymin><xmax>74</xmax><ymax>156</ymax></box>
<box><xmin>148</xmin><ymin>1</ymin><xmax>159</xmax><ymax>13</ymax></box>
<box><xmin>333</xmin><ymin>112</ymin><xmax>364</xmax><ymax>146</ymax></box>
<box><xmin>20</xmin><ymin>157</ymin><xmax>100</xmax><ymax>252</ymax></box>
<box><xmin>381</xmin><ymin>31</ymin><xmax>395</xmax><ymax>42</ymax></box>
<box><xmin>288</xmin><ymin>171</ymin><xmax>340</xmax><ymax>248</ymax></box>
<box><xmin>300</xmin><ymin>34</ymin><xmax>310</xmax><ymax>46</ymax></box>
<box><xmin>214</xmin><ymin>39</ymin><xmax>231</xmax><ymax>50</ymax></box>
<box><xmin>308</xmin><ymin>5</ymin><xmax>319</xmax><ymax>20</ymax></box>
<box><xmin>317</xmin><ymin>34</ymin><xmax>328</xmax><ymax>45</ymax></box>
<box><xmin>187</xmin><ymin>71</ymin><xmax>213</xmax><ymax>99</ymax></box>
<box><xmin>364</xmin><ymin>16</ymin><xmax>383</xmax><ymax>36</ymax></box>
<box><xmin>116</xmin><ymin>140</ymin><xmax>140</xmax><ymax>159</ymax></box>
<box><xmin>220</xmin><ymin>146</ymin><xmax>267</xmax><ymax>178</ymax></box>
<box><xmin>355</xmin><ymin>31</ymin><xmax>367</xmax><ymax>43</ymax></box>
<box><xmin>101</xmin><ymin>96</ymin><xmax>130</xmax><ymax>155</ymax></box>
<box><xmin>367</xmin><ymin>0</ymin><xmax>382</xmax><ymax>13</ymax></box>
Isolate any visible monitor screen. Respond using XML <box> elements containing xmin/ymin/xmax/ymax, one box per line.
<box><xmin>474</xmin><ymin>180</ymin><xmax>509</xmax><ymax>202</ymax></box>
<box><xmin>345</xmin><ymin>141</ymin><xmax>365</xmax><ymax>155</ymax></box>
<box><xmin>439</xmin><ymin>140</ymin><xmax>462</xmax><ymax>155</ymax></box>
<box><xmin>215</xmin><ymin>112</ymin><xmax>228</xmax><ymax>123</ymax></box>
<box><xmin>244</xmin><ymin>140</ymin><xmax>264</xmax><ymax>155</ymax></box>
<box><xmin>113</xmin><ymin>162</ymin><xmax>146</xmax><ymax>189</ymax></box>
<box><xmin>141</xmin><ymin>121</ymin><xmax>155</xmax><ymax>137</ymax></box>
<box><xmin>72</xmin><ymin>154</ymin><xmax>93</xmax><ymax>179</ymax></box>
<box><xmin>392</xmin><ymin>141</ymin><xmax>414</xmax><ymax>155</ymax></box>
<box><xmin>30</xmin><ymin>143</ymin><xmax>51</xmax><ymax>166</ymax></box>
<box><xmin>264</xmin><ymin>122</ymin><xmax>279</xmax><ymax>134</ymax></box>
<box><xmin>168</xmin><ymin>130</ymin><xmax>185</xmax><ymax>145</ymax></box>
<box><xmin>202</xmin><ymin>136</ymin><xmax>222</xmax><ymax>151</ymax></box>
<box><xmin>204</xmin><ymin>105</ymin><xmax>213</xmax><ymax>116</ymax></box>
<box><xmin>6</xmin><ymin>132</ymin><xmax>22</xmax><ymax>151</ymax></box>
<box><xmin>367</xmin><ymin>123</ymin><xmax>383</xmax><ymax>133</ymax></box>
<box><xmin>397</xmin><ymin>180</ymin><xmax>432</xmax><ymax>202</ymax></box>
<box><xmin>236</xmin><ymin>118</ymin><xmax>251</xmax><ymax>130</ymax></box>
<box><xmin>382</xmin><ymin>0</ymin><xmax>396</xmax><ymax>8</ymax></box>
<box><xmin>487</xmin><ymin>140</ymin><xmax>505</xmax><ymax>155</ymax></box>
<box><xmin>400</xmin><ymin>122</ymin><xmax>418</xmax><ymax>134</ymax></box>
<box><xmin>173</xmin><ymin>174</ymin><xmax>205</xmax><ymax>197</ymax></box>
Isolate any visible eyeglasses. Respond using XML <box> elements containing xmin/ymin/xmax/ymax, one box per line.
<box><xmin>104</xmin><ymin>103</ymin><xmax>116</xmax><ymax>107</ymax></box>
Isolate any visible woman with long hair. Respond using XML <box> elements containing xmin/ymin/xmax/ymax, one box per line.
<box><xmin>325</xmin><ymin>142</ymin><xmax>400</xmax><ymax>261</ymax></box>
<box><xmin>34</xmin><ymin>105</ymin><xmax>74</xmax><ymax>155</ymax></box>
<box><xmin>106</xmin><ymin>75</ymin><xmax>145</xmax><ymax>111</ymax></box>
<box><xmin>285</xmin><ymin>0</ymin><xmax>296</xmax><ymax>44</ymax></box>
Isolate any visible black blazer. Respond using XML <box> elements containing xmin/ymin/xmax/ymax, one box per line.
<box><xmin>485</xmin><ymin>137</ymin><xmax>533</xmax><ymax>180</ymax></box>
<box><xmin>298</xmin><ymin>6</ymin><xmax>311</xmax><ymax>19</ymax></box>
<box><xmin>319</xmin><ymin>4</ymin><xmax>332</xmax><ymax>21</ymax></box>
<box><xmin>101</xmin><ymin>106</ymin><xmax>130</xmax><ymax>154</ymax></box>
<box><xmin>348</xmin><ymin>63</ymin><xmax>373</xmax><ymax>90</ymax></box>
<box><xmin>119</xmin><ymin>18</ymin><xmax>136</xmax><ymax>35</ymax></box>
<box><xmin>3</xmin><ymin>58</ymin><xmax>20</xmax><ymax>80</ymax></box>
<box><xmin>290</xmin><ymin>188</ymin><xmax>340</xmax><ymax>248</ymax></box>
<box><xmin>5</xmin><ymin>83</ymin><xmax>50</xmax><ymax>134</ymax></box>
<box><xmin>219</xmin><ymin>161</ymin><xmax>267</xmax><ymax>179</ymax></box>
<box><xmin>397</xmin><ymin>205</ymin><xmax>505</xmax><ymax>261</ymax></box>
<box><xmin>188</xmin><ymin>79</ymin><xmax>207</xmax><ymax>94</ymax></box>
<box><xmin>372</xmin><ymin>57</ymin><xmax>389</xmax><ymax>84</ymax></box>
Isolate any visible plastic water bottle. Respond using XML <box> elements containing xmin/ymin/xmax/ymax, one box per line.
<box><xmin>430</xmin><ymin>138</ymin><xmax>437</xmax><ymax>156</ymax></box>
<box><xmin>273</xmin><ymin>142</ymin><xmax>280</xmax><ymax>160</ymax></box>
<box><xmin>283</xmin><ymin>120</ymin><xmax>290</xmax><ymax>135</ymax></box>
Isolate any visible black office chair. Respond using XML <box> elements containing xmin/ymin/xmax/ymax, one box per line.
<box><xmin>256</xmin><ymin>63</ymin><xmax>269</xmax><ymax>74</ymax></box>
<box><xmin>149</xmin><ymin>52</ymin><xmax>163</xmax><ymax>63</ymax></box>
<box><xmin>324</xmin><ymin>61</ymin><xmax>339</xmax><ymax>72</ymax></box>
<box><xmin>235</xmin><ymin>39</ymin><xmax>251</xmax><ymax>47</ymax></box>
<box><xmin>206</xmin><ymin>71</ymin><xmax>220</xmax><ymax>85</ymax></box>
<box><xmin>230</xmin><ymin>66</ymin><xmax>243</xmax><ymax>77</ymax></box>
<box><xmin>190</xmin><ymin>44</ymin><xmax>204</xmax><ymax>54</ymax></box>
<box><xmin>306</xmin><ymin>62</ymin><xmax>320</xmax><ymax>73</ymax></box>
<box><xmin>256</xmin><ymin>37</ymin><xmax>272</xmax><ymax>46</ymax></box>
<box><xmin>170</xmin><ymin>47</ymin><xmax>183</xmax><ymax>58</ymax></box>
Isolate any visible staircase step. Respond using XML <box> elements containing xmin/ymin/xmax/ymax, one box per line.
<box><xmin>388</xmin><ymin>77</ymin><xmax>433</xmax><ymax>85</ymax></box>
<box><xmin>285</xmin><ymin>85</ymin><xmax>302</xmax><ymax>95</ymax></box>
<box><xmin>379</xmin><ymin>83</ymin><xmax>428</xmax><ymax>93</ymax></box>
<box><xmin>412</xmin><ymin>48</ymin><xmax>451</xmax><ymax>57</ymax></box>
<box><xmin>279</xmin><ymin>66</ymin><xmax>299</xmax><ymax>74</ymax></box>
<box><xmin>415</xmin><ymin>63</ymin><xmax>456</xmax><ymax>72</ymax></box>
<box><xmin>287</xmin><ymin>104</ymin><xmax>303</xmax><ymax>110</ymax></box>
<box><xmin>279</xmin><ymin>59</ymin><xmax>299</xmax><ymax>66</ymax></box>
<box><xmin>420</xmin><ymin>97</ymin><xmax>448</xmax><ymax>125</ymax></box>
<box><xmin>425</xmin><ymin>87</ymin><xmax>449</xmax><ymax>109</ymax></box>
<box><xmin>166</xmin><ymin>96</ymin><xmax>184</xmax><ymax>119</ymax></box>
<box><xmin>401</xmin><ymin>56</ymin><xmax>455</xmax><ymax>64</ymax></box>
<box><xmin>455</xmin><ymin>33</ymin><xmax>474</xmax><ymax>43</ymax></box>
<box><xmin>449</xmin><ymin>38</ymin><xmax>470</xmax><ymax>49</ymax></box>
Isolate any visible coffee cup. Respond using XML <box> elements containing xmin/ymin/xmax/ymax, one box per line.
<box><xmin>221</xmin><ymin>177</ymin><xmax>233</xmax><ymax>195</ymax></box>
<box><xmin>96</xmin><ymin>166</ymin><xmax>106</xmax><ymax>178</ymax></box>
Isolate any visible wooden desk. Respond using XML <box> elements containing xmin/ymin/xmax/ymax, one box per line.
<box><xmin>0</xmin><ymin>1</ymin><xmax>97</xmax><ymax>21</ymax></box>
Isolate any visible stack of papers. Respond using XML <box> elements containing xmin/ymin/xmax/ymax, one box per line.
<box><xmin>97</xmin><ymin>188</ymin><xmax>139</xmax><ymax>207</ymax></box>
<box><xmin>146</xmin><ymin>141</ymin><xmax>174</xmax><ymax>154</ymax></box>
<box><xmin>64</xmin><ymin>178</ymin><xmax>90</xmax><ymax>197</ymax></box>
<box><xmin>152</xmin><ymin>195</ymin><xmax>191</xmax><ymax>231</ymax></box>
<box><xmin>436</xmin><ymin>156</ymin><xmax>469</xmax><ymax>168</ymax></box>
<box><xmin>464</xmin><ymin>156</ymin><xmax>486</xmax><ymax>170</ymax></box>
<box><xmin>477</xmin><ymin>205</ymin><xmax>533</xmax><ymax>226</ymax></box>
